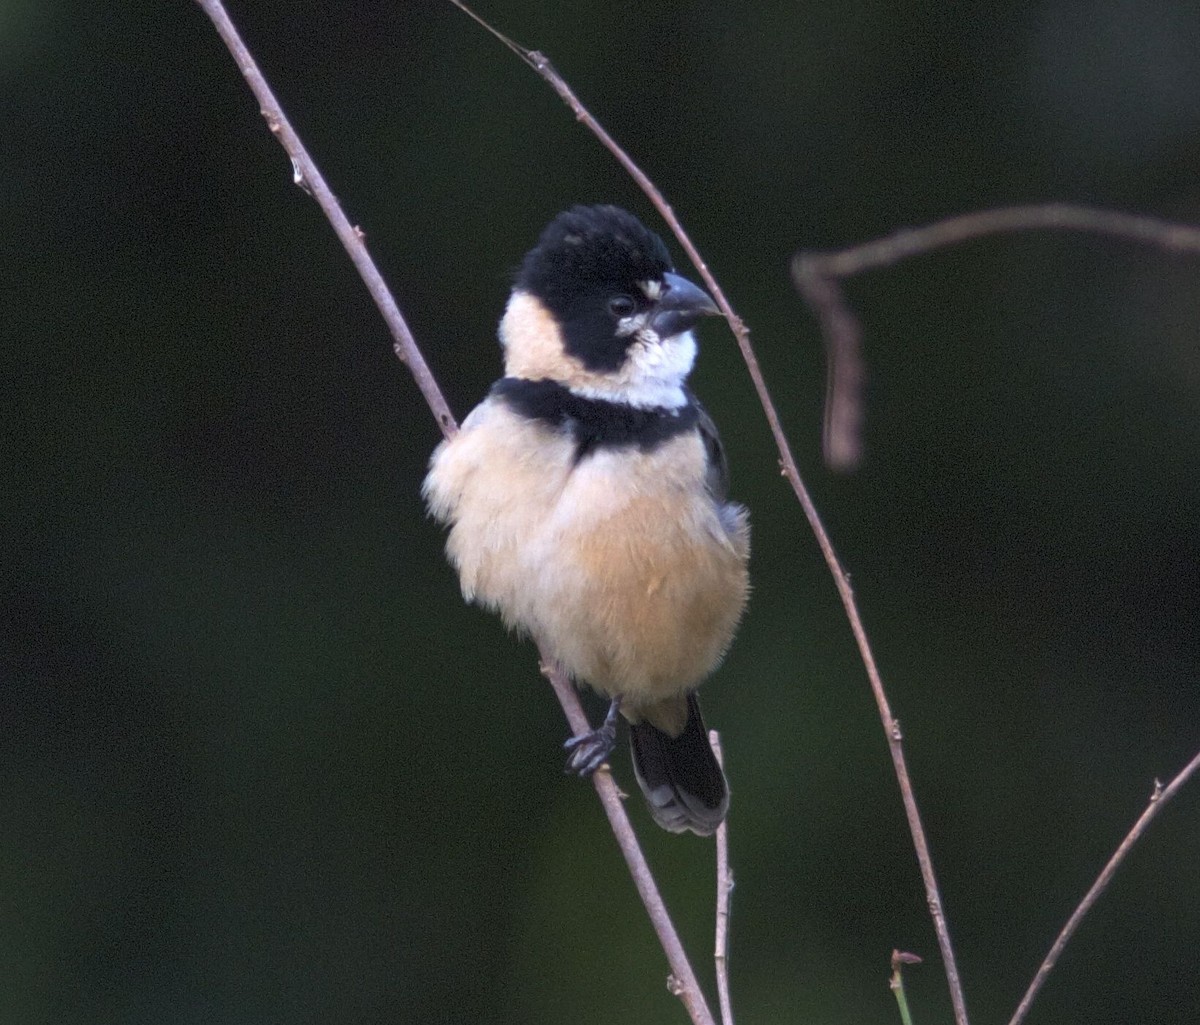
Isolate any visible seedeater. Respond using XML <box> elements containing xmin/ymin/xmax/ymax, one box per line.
<box><xmin>423</xmin><ymin>205</ymin><xmax>749</xmax><ymax>835</ymax></box>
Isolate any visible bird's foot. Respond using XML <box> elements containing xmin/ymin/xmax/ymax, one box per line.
<box><xmin>563</xmin><ymin>696</ymin><xmax>622</xmax><ymax>776</ymax></box>
<box><xmin>563</xmin><ymin>722</ymin><xmax>617</xmax><ymax>776</ymax></box>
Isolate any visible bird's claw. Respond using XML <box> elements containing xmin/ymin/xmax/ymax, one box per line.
<box><xmin>563</xmin><ymin>721</ymin><xmax>617</xmax><ymax>776</ymax></box>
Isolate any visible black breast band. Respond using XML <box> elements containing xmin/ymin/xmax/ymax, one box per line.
<box><xmin>491</xmin><ymin>377</ymin><xmax>698</xmax><ymax>461</ymax></box>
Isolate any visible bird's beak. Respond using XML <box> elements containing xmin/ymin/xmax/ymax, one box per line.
<box><xmin>649</xmin><ymin>272</ymin><xmax>720</xmax><ymax>338</ymax></box>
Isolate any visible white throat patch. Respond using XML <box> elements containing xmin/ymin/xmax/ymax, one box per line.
<box><xmin>575</xmin><ymin>326</ymin><xmax>696</xmax><ymax>409</ymax></box>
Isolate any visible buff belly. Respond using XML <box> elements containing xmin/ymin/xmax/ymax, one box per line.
<box><xmin>423</xmin><ymin>401</ymin><xmax>750</xmax><ymax>718</ymax></box>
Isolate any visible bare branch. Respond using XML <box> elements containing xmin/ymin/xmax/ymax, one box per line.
<box><xmin>542</xmin><ymin>661</ymin><xmax>718</xmax><ymax>1025</ymax></box>
<box><xmin>195</xmin><ymin>4</ymin><xmax>716</xmax><ymax>1023</ymax></box>
<box><xmin>798</xmin><ymin>203</ymin><xmax>1200</xmax><ymax>279</ymax></box>
<box><xmin>791</xmin><ymin>267</ymin><xmax>865</xmax><ymax>473</ymax></box>
<box><xmin>793</xmin><ymin>203</ymin><xmax>1200</xmax><ymax>469</ymax></box>
<box><xmin>890</xmin><ymin>950</ymin><xmax>922</xmax><ymax>1025</ymax></box>
<box><xmin>1008</xmin><ymin>748</ymin><xmax>1200</xmax><ymax>1025</ymax></box>
<box><xmin>447</xmin><ymin>4</ymin><xmax>972</xmax><ymax>1023</ymax></box>
<box><xmin>710</xmin><ymin>732</ymin><xmax>735</xmax><ymax>1025</ymax></box>
<box><xmin>194</xmin><ymin>0</ymin><xmax>457</xmax><ymax>441</ymax></box>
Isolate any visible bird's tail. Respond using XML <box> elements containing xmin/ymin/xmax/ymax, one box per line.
<box><xmin>629</xmin><ymin>692</ymin><xmax>729</xmax><ymax>836</ymax></box>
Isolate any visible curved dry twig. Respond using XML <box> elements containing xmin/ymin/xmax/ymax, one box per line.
<box><xmin>793</xmin><ymin>204</ymin><xmax>1200</xmax><ymax>469</ymax></box>
<box><xmin>446</xmin><ymin>4</ymin><xmax>970</xmax><ymax>1024</ymax></box>
<box><xmin>1008</xmin><ymin>748</ymin><xmax>1200</xmax><ymax>1025</ymax></box>
<box><xmin>194</xmin><ymin>4</ymin><xmax>715</xmax><ymax>1024</ymax></box>
<box><xmin>542</xmin><ymin>663</ymin><xmax>717</xmax><ymax>1025</ymax></box>
<box><xmin>710</xmin><ymin>732</ymin><xmax>735</xmax><ymax>1025</ymax></box>
<box><xmin>194</xmin><ymin>0</ymin><xmax>455</xmax><ymax>440</ymax></box>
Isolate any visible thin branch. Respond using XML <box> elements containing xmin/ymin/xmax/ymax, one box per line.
<box><xmin>792</xmin><ymin>265</ymin><xmax>864</xmax><ymax>473</ymax></box>
<box><xmin>798</xmin><ymin>204</ymin><xmax>1200</xmax><ymax>279</ymax></box>
<box><xmin>447</xmin><ymin>5</ymin><xmax>971</xmax><ymax>1024</ymax></box>
<box><xmin>543</xmin><ymin>661</ymin><xmax>718</xmax><ymax>1025</ymax></box>
<box><xmin>793</xmin><ymin>204</ymin><xmax>1200</xmax><ymax>469</ymax></box>
<box><xmin>710</xmin><ymin>732</ymin><xmax>735</xmax><ymax>1025</ymax></box>
<box><xmin>194</xmin><ymin>4</ymin><xmax>715</xmax><ymax>1024</ymax></box>
<box><xmin>194</xmin><ymin>0</ymin><xmax>456</xmax><ymax>441</ymax></box>
<box><xmin>890</xmin><ymin>950</ymin><xmax>923</xmax><ymax>1025</ymax></box>
<box><xmin>1007</xmin><ymin>748</ymin><xmax>1200</xmax><ymax>1025</ymax></box>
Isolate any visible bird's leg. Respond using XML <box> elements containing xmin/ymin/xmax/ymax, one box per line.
<box><xmin>563</xmin><ymin>696</ymin><xmax>622</xmax><ymax>776</ymax></box>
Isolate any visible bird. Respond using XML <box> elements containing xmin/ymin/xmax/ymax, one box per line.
<box><xmin>422</xmin><ymin>205</ymin><xmax>749</xmax><ymax>835</ymax></box>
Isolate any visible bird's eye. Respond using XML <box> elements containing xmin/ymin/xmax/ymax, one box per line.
<box><xmin>607</xmin><ymin>295</ymin><xmax>637</xmax><ymax>318</ymax></box>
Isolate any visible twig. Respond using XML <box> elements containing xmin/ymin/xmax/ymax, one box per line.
<box><xmin>793</xmin><ymin>204</ymin><xmax>1200</xmax><ymax>469</ymax></box>
<box><xmin>792</xmin><ymin>263</ymin><xmax>864</xmax><ymax>472</ymax></box>
<box><xmin>447</xmin><ymin>5</ymin><xmax>971</xmax><ymax>1024</ymax></box>
<box><xmin>1007</xmin><ymin>748</ymin><xmax>1200</xmax><ymax>1025</ymax></box>
<box><xmin>890</xmin><ymin>950</ymin><xmax>922</xmax><ymax>1025</ymax></box>
<box><xmin>194</xmin><ymin>4</ymin><xmax>716</xmax><ymax>1024</ymax></box>
<box><xmin>543</xmin><ymin>662</ymin><xmax>718</xmax><ymax>1025</ymax></box>
<box><xmin>798</xmin><ymin>204</ymin><xmax>1200</xmax><ymax>279</ymax></box>
<box><xmin>194</xmin><ymin>0</ymin><xmax>457</xmax><ymax>442</ymax></box>
<box><xmin>710</xmin><ymin>732</ymin><xmax>734</xmax><ymax>1025</ymax></box>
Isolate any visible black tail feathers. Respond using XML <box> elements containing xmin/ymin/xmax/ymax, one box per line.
<box><xmin>629</xmin><ymin>693</ymin><xmax>729</xmax><ymax>836</ymax></box>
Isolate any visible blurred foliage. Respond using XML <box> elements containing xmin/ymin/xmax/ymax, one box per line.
<box><xmin>3</xmin><ymin>1</ymin><xmax>1199</xmax><ymax>1023</ymax></box>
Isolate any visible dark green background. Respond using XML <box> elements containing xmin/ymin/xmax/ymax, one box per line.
<box><xmin>5</xmin><ymin>1</ymin><xmax>1199</xmax><ymax>1023</ymax></box>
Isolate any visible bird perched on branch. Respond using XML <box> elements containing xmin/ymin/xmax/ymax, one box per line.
<box><xmin>423</xmin><ymin>205</ymin><xmax>749</xmax><ymax>835</ymax></box>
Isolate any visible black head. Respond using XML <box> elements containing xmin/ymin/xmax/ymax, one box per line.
<box><xmin>514</xmin><ymin>205</ymin><xmax>715</xmax><ymax>373</ymax></box>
